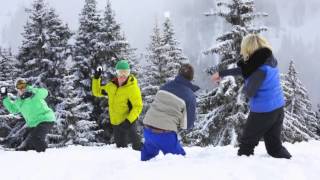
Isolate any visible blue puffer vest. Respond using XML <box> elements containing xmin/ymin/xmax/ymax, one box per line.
<box><xmin>246</xmin><ymin>64</ymin><xmax>285</xmax><ymax>112</ymax></box>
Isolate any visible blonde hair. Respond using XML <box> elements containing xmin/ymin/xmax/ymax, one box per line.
<box><xmin>15</xmin><ymin>78</ymin><xmax>27</xmax><ymax>90</ymax></box>
<box><xmin>240</xmin><ymin>34</ymin><xmax>272</xmax><ymax>61</ymax></box>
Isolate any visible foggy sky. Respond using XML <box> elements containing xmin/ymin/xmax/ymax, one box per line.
<box><xmin>0</xmin><ymin>0</ymin><xmax>319</xmax><ymax>107</ymax></box>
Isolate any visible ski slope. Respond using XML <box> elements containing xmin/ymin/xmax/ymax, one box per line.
<box><xmin>0</xmin><ymin>141</ymin><xmax>319</xmax><ymax>180</ymax></box>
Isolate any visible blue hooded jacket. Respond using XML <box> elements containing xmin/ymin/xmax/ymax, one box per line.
<box><xmin>220</xmin><ymin>48</ymin><xmax>285</xmax><ymax>112</ymax></box>
<box><xmin>160</xmin><ymin>75</ymin><xmax>200</xmax><ymax>129</ymax></box>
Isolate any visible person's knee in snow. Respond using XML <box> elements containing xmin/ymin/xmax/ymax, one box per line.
<box><xmin>141</xmin><ymin>66</ymin><xmax>199</xmax><ymax>161</ymax></box>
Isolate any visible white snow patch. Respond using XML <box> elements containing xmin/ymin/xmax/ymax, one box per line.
<box><xmin>0</xmin><ymin>141</ymin><xmax>320</xmax><ymax>180</ymax></box>
<box><xmin>164</xmin><ymin>11</ymin><xmax>170</xmax><ymax>18</ymax></box>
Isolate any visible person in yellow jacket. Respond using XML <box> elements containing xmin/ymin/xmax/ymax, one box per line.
<box><xmin>92</xmin><ymin>60</ymin><xmax>143</xmax><ymax>150</ymax></box>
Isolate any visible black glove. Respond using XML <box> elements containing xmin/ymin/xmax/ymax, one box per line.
<box><xmin>21</xmin><ymin>91</ymin><xmax>34</xmax><ymax>99</ymax></box>
<box><xmin>120</xmin><ymin>119</ymin><xmax>132</xmax><ymax>130</ymax></box>
<box><xmin>94</xmin><ymin>66</ymin><xmax>103</xmax><ymax>79</ymax></box>
<box><xmin>0</xmin><ymin>87</ymin><xmax>7</xmax><ymax>97</ymax></box>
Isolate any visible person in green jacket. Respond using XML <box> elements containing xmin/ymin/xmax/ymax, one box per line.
<box><xmin>92</xmin><ymin>60</ymin><xmax>143</xmax><ymax>150</ymax></box>
<box><xmin>0</xmin><ymin>79</ymin><xmax>55</xmax><ymax>152</ymax></box>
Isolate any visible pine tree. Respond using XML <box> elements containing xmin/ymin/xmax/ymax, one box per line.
<box><xmin>14</xmin><ymin>0</ymin><xmax>72</xmax><ymax>147</ymax></box>
<box><xmin>141</xmin><ymin>21</ymin><xmax>163</xmax><ymax>111</ymax></box>
<box><xmin>281</xmin><ymin>61</ymin><xmax>320</xmax><ymax>142</ymax></box>
<box><xmin>70</xmin><ymin>0</ymin><xmax>103</xmax><ymax>145</ymax></box>
<box><xmin>17</xmin><ymin>0</ymin><xmax>47</xmax><ymax>80</ymax></box>
<box><xmin>74</xmin><ymin>0</ymin><xmax>102</xmax><ymax>77</ymax></box>
<box><xmin>317</xmin><ymin>104</ymin><xmax>320</xmax><ymax>121</ymax></box>
<box><xmin>98</xmin><ymin>0</ymin><xmax>138</xmax><ymax>71</ymax></box>
<box><xmin>316</xmin><ymin>104</ymin><xmax>320</xmax><ymax>132</ymax></box>
<box><xmin>182</xmin><ymin>0</ymin><xmax>267</xmax><ymax>146</ymax></box>
<box><xmin>141</xmin><ymin>17</ymin><xmax>189</xmax><ymax>119</ymax></box>
<box><xmin>17</xmin><ymin>0</ymin><xmax>72</xmax><ymax>107</ymax></box>
<box><xmin>0</xmin><ymin>48</ymin><xmax>20</xmax><ymax>141</ymax></box>
<box><xmin>44</xmin><ymin>7</ymin><xmax>73</xmax><ymax>105</ymax></box>
<box><xmin>97</xmin><ymin>0</ymin><xmax>121</xmax><ymax>72</ymax></box>
<box><xmin>161</xmin><ymin>16</ymin><xmax>189</xmax><ymax>82</ymax></box>
<box><xmin>0</xmin><ymin>48</ymin><xmax>17</xmax><ymax>86</ymax></box>
<box><xmin>49</xmin><ymin>73</ymin><xmax>104</xmax><ymax>146</ymax></box>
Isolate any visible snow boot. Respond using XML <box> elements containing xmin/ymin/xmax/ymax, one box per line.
<box><xmin>268</xmin><ymin>147</ymin><xmax>291</xmax><ymax>159</ymax></box>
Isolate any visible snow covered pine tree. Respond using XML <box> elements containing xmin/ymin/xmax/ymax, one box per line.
<box><xmin>317</xmin><ymin>104</ymin><xmax>320</xmax><ymax>123</ymax></box>
<box><xmin>17</xmin><ymin>0</ymin><xmax>72</xmax><ymax>106</ymax></box>
<box><xmin>0</xmin><ymin>48</ymin><xmax>22</xmax><ymax>147</ymax></box>
<box><xmin>141</xmin><ymin>21</ymin><xmax>163</xmax><ymax>114</ymax></box>
<box><xmin>161</xmin><ymin>15</ymin><xmax>189</xmax><ymax>82</ymax></box>
<box><xmin>16</xmin><ymin>0</ymin><xmax>72</xmax><ymax>147</ymax></box>
<box><xmin>141</xmin><ymin>15</ymin><xmax>189</xmax><ymax>119</ymax></box>
<box><xmin>69</xmin><ymin>0</ymin><xmax>104</xmax><ymax>145</ymax></box>
<box><xmin>54</xmin><ymin>73</ymin><xmax>103</xmax><ymax>146</ymax></box>
<box><xmin>183</xmin><ymin>0</ymin><xmax>267</xmax><ymax>146</ymax></box>
<box><xmin>281</xmin><ymin>60</ymin><xmax>320</xmax><ymax>142</ymax></box>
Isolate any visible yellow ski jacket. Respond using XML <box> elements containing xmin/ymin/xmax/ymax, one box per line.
<box><xmin>92</xmin><ymin>75</ymin><xmax>143</xmax><ymax>125</ymax></box>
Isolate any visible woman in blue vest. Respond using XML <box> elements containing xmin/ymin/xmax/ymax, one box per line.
<box><xmin>212</xmin><ymin>34</ymin><xmax>291</xmax><ymax>159</ymax></box>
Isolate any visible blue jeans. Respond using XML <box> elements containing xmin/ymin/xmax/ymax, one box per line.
<box><xmin>141</xmin><ymin>127</ymin><xmax>186</xmax><ymax>161</ymax></box>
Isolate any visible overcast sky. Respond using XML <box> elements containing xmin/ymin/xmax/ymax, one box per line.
<box><xmin>0</xmin><ymin>0</ymin><xmax>319</xmax><ymax>107</ymax></box>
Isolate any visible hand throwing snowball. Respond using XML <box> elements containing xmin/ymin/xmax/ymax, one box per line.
<box><xmin>141</xmin><ymin>64</ymin><xmax>200</xmax><ymax>161</ymax></box>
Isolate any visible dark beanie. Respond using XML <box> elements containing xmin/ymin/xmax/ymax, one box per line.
<box><xmin>179</xmin><ymin>64</ymin><xmax>194</xmax><ymax>81</ymax></box>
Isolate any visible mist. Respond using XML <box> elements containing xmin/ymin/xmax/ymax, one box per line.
<box><xmin>0</xmin><ymin>0</ymin><xmax>319</xmax><ymax>107</ymax></box>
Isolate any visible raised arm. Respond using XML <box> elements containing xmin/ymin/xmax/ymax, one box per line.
<box><xmin>92</xmin><ymin>66</ymin><xmax>110</xmax><ymax>97</ymax></box>
<box><xmin>3</xmin><ymin>97</ymin><xmax>20</xmax><ymax>114</ymax></box>
<box><xmin>92</xmin><ymin>78</ymin><xmax>110</xmax><ymax>97</ymax></box>
<box><xmin>212</xmin><ymin>67</ymin><xmax>243</xmax><ymax>83</ymax></box>
<box><xmin>28</xmin><ymin>86</ymin><xmax>48</xmax><ymax>100</ymax></box>
<box><xmin>219</xmin><ymin>67</ymin><xmax>242</xmax><ymax>77</ymax></box>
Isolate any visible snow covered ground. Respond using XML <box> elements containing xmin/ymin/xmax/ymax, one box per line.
<box><xmin>1</xmin><ymin>141</ymin><xmax>319</xmax><ymax>180</ymax></box>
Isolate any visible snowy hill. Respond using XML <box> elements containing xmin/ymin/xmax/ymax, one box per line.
<box><xmin>1</xmin><ymin>141</ymin><xmax>319</xmax><ymax>180</ymax></box>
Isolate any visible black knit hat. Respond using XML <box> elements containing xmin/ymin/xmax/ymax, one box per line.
<box><xmin>179</xmin><ymin>64</ymin><xmax>194</xmax><ymax>81</ymax></box>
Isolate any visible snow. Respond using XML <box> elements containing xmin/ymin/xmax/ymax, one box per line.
<box><xmin>1</xmin><ymin>141</ymin><xmax>320</xmax><ymax>180</ymax></box>
<box><xmin>164</xmin><ymin>11</ymin><xmax>170</xmax><ymax>18</ymax></box>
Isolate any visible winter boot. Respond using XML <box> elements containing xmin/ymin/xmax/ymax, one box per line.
<box><xmin>238</xmin><ymin>143</ymin><xmax>255</xmax><ymax>156</ymax></box>
<box><xmin>268</xmin><ymin>147</ymin><xmax>291</xmax><ymax>159</ymax></box>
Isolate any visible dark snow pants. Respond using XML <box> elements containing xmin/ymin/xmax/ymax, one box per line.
<box><xmin>113</xmin><ymin>122</ymin><xmax>142</xmax><ymax>151</ymax></box>
<box><xmin>238</xmin><ymin>107</ymin><xmax>291</xmax><ymax>159</ymax></box>
<box><xmin>17</xmin><ymin>122</ymin><xmax>54</xmax><ymax>152</ymax></box>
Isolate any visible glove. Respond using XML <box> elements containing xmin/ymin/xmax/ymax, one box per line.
<box><xmin>120</xmin><ymin>119</ymin><xmax>132</xmax><ymax>130</ymax></box>
<box><xmin>21</xmin><ymin>91</ymin><xmax>34</xmax><ymax>99</ymax></box>
<box><xmin>94</xmin><ymin>66</ymin><xmax>103</xmax><ymax>79</ymax></box>
<box><xmin>0</xmin><ymin>87</ymin><xmax>7</xmax><ymax>97</ymax></box>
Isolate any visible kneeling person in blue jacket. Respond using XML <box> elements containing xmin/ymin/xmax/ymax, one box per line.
<box><xmin>141</xmin><ymin>64</ymin><xmax>200</xmax><ymax>161</ymax></box>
